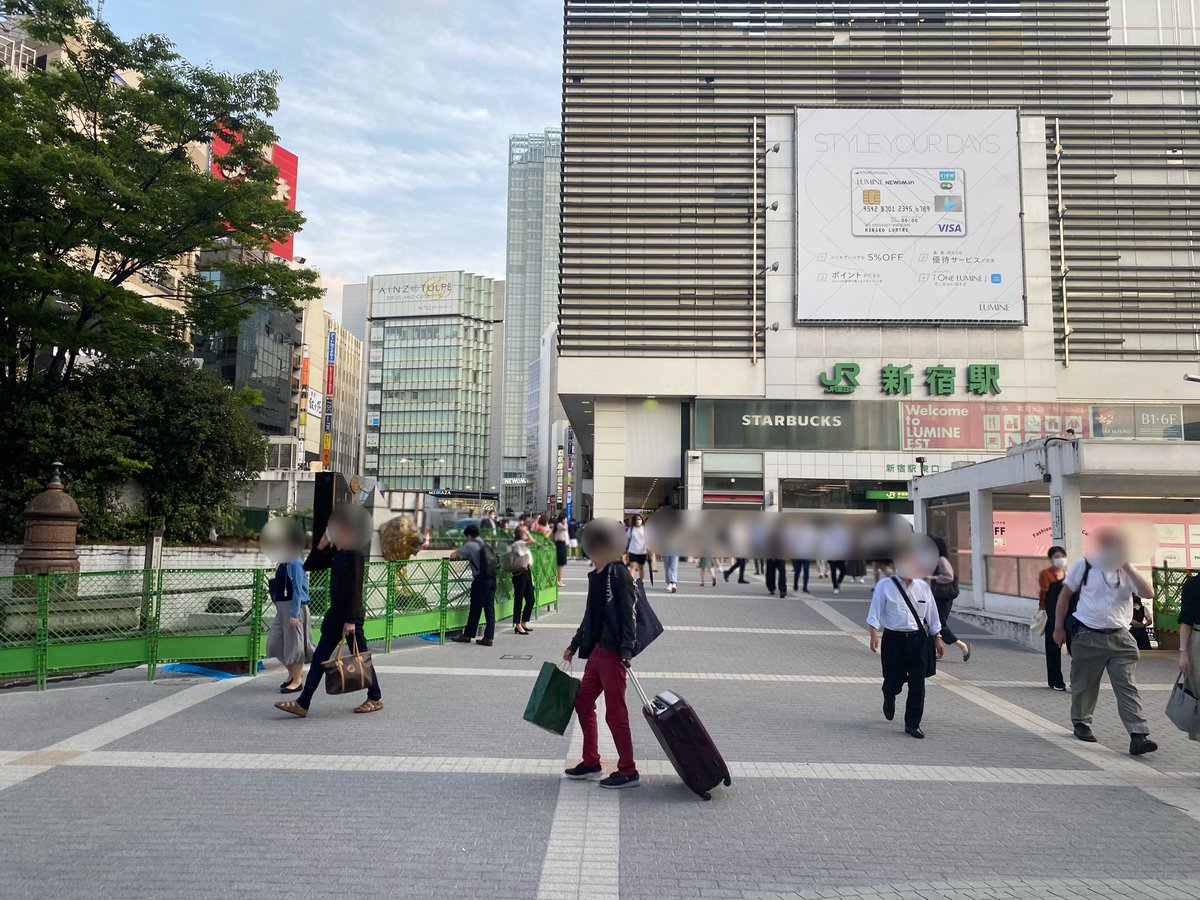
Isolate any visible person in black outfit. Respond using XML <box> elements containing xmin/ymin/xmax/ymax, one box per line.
<box><xmin>275</xmin><ymin>506</ymin><xmax>383</xmax><ymax>717</ymax></box>
<box><xmin>723</xmin><ymin>558</ymin><xmax>748</xmax><ymax>584</ymax></box>
<box><xmin>450</xmin><ymin>524</ymin><xmax>497</xmax><ymax>646</ymax></box>
<box><xmin>829</xmin><ymin>560</ymin><xmax>847</xmax><ymax>594</ymax></box>
<box><xmin>765</xmin><ymin>559</ymin><xmax>788</xmax><ymax>599</ymax></box>
<box><xmin>792</xmin><ymin>559</ymin><xmax>810</xmax><ymax>594</ymax></box>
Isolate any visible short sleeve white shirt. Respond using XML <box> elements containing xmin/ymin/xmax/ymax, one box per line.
<box><xmin>1065</xmin><ymin>557</ymin><xmax>1138</xmax><ymax>631</ymax></box>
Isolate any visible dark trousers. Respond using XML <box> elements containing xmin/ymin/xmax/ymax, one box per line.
<box><xmin>1044</xmin><ymin>627</ymin><xmax>1066</xmax><ymax>689</ymax></box>
<box><xmin>765</xmin><ymin>560</ymin><xmax>787</xmax><ymax>597</ymax></box>
<box><xmin>934</xmin><ymin>596</ymin><xmax>958</xmax><ymax>645</ymax></box>
<box><xmin>792</xmin><ymin>559</ymin><xmax>810</xmax><ymax>592</ymax></box>
<box><xmin>464</xmin><ymin>575</ymin><xmax>496</xmax><ymax>640</ymax></box>
<box><xmin>830</xmin><ymin>561</ymin><xmax>847</xmax><ymax>590</ymax></box>
<box><xmin>298</xmin><ymin>620</ymin><xmax>380</xmax><ymax>709</ymax></box>
<box><xmin>881</xmin><ymin>629</ymin><xmax>926</xmax><ymax>728</ymax></box>
<box><xmin>725</xmin><ymin>558</ymin><xmax>747</xmax><ymax>582</ymax></box>
<box><xmin>512</xmin><ymin>569</ymin><xmax>535</xmax><ymax>625</ymax></box>
<box><xmin>753</xmin><ymin>559</ymin><xmax>764</xmax><ymax>574</ymax></box>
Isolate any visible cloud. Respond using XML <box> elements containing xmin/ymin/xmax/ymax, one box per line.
<box><xmin>104</xmin><ymin>0</ymin><xmax>562</xmax><ymax>313</ymax></box>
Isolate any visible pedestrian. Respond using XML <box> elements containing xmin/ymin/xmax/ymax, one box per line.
<box><xmin>765</xmin><ymin>559</ymin><xmax>788</xmax><ymax>599</ymax></box>
<box><xmin>535</xmin><ymin>514</ymin><xmax>552</xmax><ymax>538</ymax></box>
<box><xmin>867</xmin><ymin>547</ymin><xmax>943</xmax><ymax>739</ymax></box>
<box><xmin>930</xmin><ymin>537</ymin><xmax>971</xmax><ymax>662</ymax></box>
<box><xmin>505</xmin><ymin>525</ymin><xmax>536</xmax><ymax>635</ymax></box>
<box><xmin>1130</xmin><ymin>596</ymin><xmax>1153</xmax><ymax>651</ymax></box>
<box><xmin>1178</xmin><ymin>573</ymin><xmax>1200</xmax><ymax>742</ymax></box>
<box><xmin>554</xmin><ymin>513</ymin><xmax>569</xmax><ymax>587</ymax></box>
<box><xmin>265</xmin><ymin>519</ymin><xmax>311</xmax><ymax>694</ymax></box>
<box><xmin>792</xmin><ymin>558</ymin><xmax>810</xmax><ymax>594</ymax></box>
<box><xmin>568</xmin><ymin>518</ymin><xmax>580</xmax><ymax>559</ymax></box>
<box><xmin>626</xmin><ymin>514</ymin><xmax>648</xmax><ymax>581</ymax></box>
<box><xmin>480</xmin><ymin>509</ymin><xmax>496</xmax><ymax>531</ymax></box>
<box><xmin>562</xmin><ymin>519</ymin><xmax>641</xmax><ymax>790</ymax></box>
<box><xmin>1038</xmin><ymin>545</ymin><xmax>1069</xmax><ymax>691</ymax></box>
<box><xmin>663</xmin><ymin>552</ymin><xmax>679</xmax><ymax>593</ymax></box>
<box><xmin>451</xmin><ymin>524</ymin><xmax>499</xmax><ymax>646</ymax></box>
<box><xmin>1052</xmin><ymin>528</ymin><xmax>1158</xmax><ymax>755</ymax></box>
<box><xmin>275</xmin><ymin>506</ymin><xmax>383</xmax><ymax>717</ymax></box>
<box><xmin>698</xmin><ymin>554</ymin><xmax>717</xmax><ymax>587</ymax></box>
<box><xmin>753</xmin><ymin>558</ymin><xmax>764</xmax><ymax>575</ymax></box>
<box><xmin>723</xmin><ymin>557</ymin><xmax>748</xmax><ymax>584</ymax></box>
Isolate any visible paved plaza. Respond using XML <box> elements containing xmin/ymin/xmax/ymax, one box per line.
<box><xmin>2</xmin><ymin>563</ymin><xmax>1199</xmax><ymax>900</ymax></box>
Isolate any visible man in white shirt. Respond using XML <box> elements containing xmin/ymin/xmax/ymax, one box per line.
<box><xmin>1052</xmin><ymin>528</ymin><xmax>1157</xmax><ymax>755</ymax></box>
<box><xmin>867</xmin><ymin>548</ymin><xmax>943</xmax><ymax>739</ymax></box>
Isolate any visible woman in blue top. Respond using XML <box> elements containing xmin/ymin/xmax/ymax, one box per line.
<box><xmin>265</xmin><ymin>518</ymin><xmax>311</xmax><ymax>693</ymax></box>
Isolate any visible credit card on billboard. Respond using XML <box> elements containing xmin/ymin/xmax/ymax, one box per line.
<box><xmin>851</xmin><ymin>168</ymin><xmax>967</xmax><ymax>237</ymax></box>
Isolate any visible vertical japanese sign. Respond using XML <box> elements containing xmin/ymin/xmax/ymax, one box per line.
<box><xmin>565</xmin><ymin>429</ymin><xmax>574</xmax><ymax>521</ymax></box>
<box><xmin>322</xmin><ymin>331</ymin><xmax>336</xmax><ymax>469</ymax></box>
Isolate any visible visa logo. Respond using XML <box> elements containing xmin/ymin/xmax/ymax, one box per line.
<box><xmin>937</xmin><ymin>223</ymin><xmax>963</xmax><ymax>233</ymax></box>
<box><xmin>938</xmin><ymin>170</ymin><xmax>956</xmax><ymax>181</ymax></box>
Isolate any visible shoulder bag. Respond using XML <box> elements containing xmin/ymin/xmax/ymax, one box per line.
<box><xmin>322</xmin><ymin>640</ymin><xmax>376</xmax><ymax>695</ymax></box>
<box><xmin>604</xmin><ymin>565</ymin><xmax>663</xmax><ymax>657</ymax></box>
<box><xmin>892</xmin><ymin>576</ymin><xmax>938</xmax><ymax>678</ymax></box>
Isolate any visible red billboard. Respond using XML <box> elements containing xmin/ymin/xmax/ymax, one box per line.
<box><xmin>210</xmin><ymin>135</ymin><xmax>299</xmax><ymax>261</ymax></box>
<box><xmin>901</xmin><ymin>401</ymin><xmax>1092</xmax><ymax>451</ymax></box>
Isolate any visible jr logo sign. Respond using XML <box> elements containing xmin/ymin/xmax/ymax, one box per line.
<box><xmin>819</xmin><ymin>362</ymin><xmax>860</xmax><ymax>395</ymax></box>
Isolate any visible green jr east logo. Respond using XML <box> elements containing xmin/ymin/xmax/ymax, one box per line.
<box><xmin>819</xmin><ymin>362</ymin><xmax>860</xmax><ymax>394</ymax></box>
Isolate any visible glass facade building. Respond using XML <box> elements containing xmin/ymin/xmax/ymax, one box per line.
<box><xmin>362</xmin><ymin>271</ymin><xmax>499</xmax><ymax>493</ymax></box>
<box><xmin>502</xmin><ymin>129</ymin><xmax>561</xmax><ymax>514</ymax></box>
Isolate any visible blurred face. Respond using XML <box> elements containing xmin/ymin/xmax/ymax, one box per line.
<box><xmin>515</xmin><ymin>527</ymin><xmax>529</xmax><ymax>541</ymax></box>
<box><xmin>327</xmin><ymin>516</ymin><xmax>350</xmax><ymax>549</ymax></box>
<box><xmin>1095</xmin><ymin>529</ymin><xmax>1127</xmax><ymax>568</ymax></box>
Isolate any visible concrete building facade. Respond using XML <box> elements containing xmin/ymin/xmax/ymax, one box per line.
<box><xmin>360</xmin><ymin>271</ymin><xmax>501</xmax><ymax>501</ymax></box>
<box><xmin>557</xmin><ymin>0</ymin><xmax>1200</xmax><ymax>528</ymax></box>
<box><xmin>501</xmin><ymin>129</ymin><xmax>562</xmax><ymax>514</ymax></box>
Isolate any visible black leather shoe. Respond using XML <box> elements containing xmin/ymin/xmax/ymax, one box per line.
<box><xmin>737</xmin><ymin>578</ymin><xmax>749</xmax><ymax>584</ymax></box>
<box><xmin>1073</xmin><ymin>723</ymin><xmax>1097</xmax><ymax>743</ymax></box>
<box><xmin>905</xmin><ymin>726</ymin><xmax>925</xmax><ymax>739</ymax></box>
<box><xmin>1130</xmin><ymin>734</ymin><xmax>1158</xmax><ymax>756</ymax></box>
<box><xmin>883</xmin><ymin>694</ymin><xmax>895</xmax><ymax>721</ymax></box>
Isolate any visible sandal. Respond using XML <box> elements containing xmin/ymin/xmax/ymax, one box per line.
<box><xmin>354</xmin><ymin>699</ymin><xmax>384</xmax><ymax>714</ymax></box>
<box><xmin>274</xmin><ymin>700</ymin><xmax>308</xmax><ymax>718</ymax></box>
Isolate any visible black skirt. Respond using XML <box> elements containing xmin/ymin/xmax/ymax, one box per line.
<box><xmin>556</xmin><ymin>540</ymin><xmax>568</xmax><ymax>566</ymax></box>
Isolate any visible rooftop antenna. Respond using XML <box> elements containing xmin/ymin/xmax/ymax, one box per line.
<box><xmin>95</xmin><ymin>0</ymin><xmax>105</xmax><ymax>20</ymax></box>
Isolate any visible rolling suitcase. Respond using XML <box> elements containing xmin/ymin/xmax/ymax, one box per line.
<box><xmin>627</xmin><ymin>664</ymin><xmax>731</xmax><ymax>800</ymax></box>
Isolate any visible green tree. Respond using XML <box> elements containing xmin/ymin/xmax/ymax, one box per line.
<box><xmin>0</xmin><ymin>0</ymin><xmax>320</xmax><ymax>386</ymax></box>
<box><xmin>0</xmin><ymin>356</ymin><xmax>268</xmax><ymax>542</ymax></box>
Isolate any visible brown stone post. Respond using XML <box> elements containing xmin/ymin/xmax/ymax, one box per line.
<box><xmin>15</xmin><ymin>463</ymin><xmax>81</xmax><ymax>577</ymax></box>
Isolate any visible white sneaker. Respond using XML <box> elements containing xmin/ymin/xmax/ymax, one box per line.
<box><xmin>667</xmin><ymin>583</ymin><xmax>677</xmax><ymax>593</ymax></box>
<box><xmin>833</xmin><ymin>587</ymin><xmax>840</xmax><ymax>595</ymax></box>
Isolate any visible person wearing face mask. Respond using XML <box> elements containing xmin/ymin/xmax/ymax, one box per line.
<box><xmin>625</xmin><ymin>515</ymin><xmax>648</xmax><ymax>581</ymax></box>
<box><xmin>1052</xmin><ymin>528</ymin><xmax>1156</xmax><ymax>755</ymax></box>
<box><xmin>1038</xmin><ymin>546</ymin><xmax>1069</xmax><ymax>691</ymax></box>
<box><xmin>867</xmin><ymin>546</ymin><xmax>943</xmax><ymax>739</ymax></box>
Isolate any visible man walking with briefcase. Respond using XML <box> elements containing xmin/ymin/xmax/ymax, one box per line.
<box><xmin>275</xmin><ymin>505</ymin><xmax>383</xmax><ymax>718</ymax></box>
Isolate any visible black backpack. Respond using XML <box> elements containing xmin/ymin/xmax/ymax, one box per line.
<box><xmin>479</xmin><ymin>540</ymin><xmax>499</xmax><ymax>579</ymax></box>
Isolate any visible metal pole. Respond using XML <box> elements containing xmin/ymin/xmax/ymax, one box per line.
<box><xmin>752</xmin><ymin>117</ymin><xmax>759</xmax><ymax>365</ymax></box>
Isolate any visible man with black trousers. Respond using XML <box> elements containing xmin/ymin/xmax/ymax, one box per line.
<box><xmin>867</xmin><ymin>548</ymin><xmax>943</xmax><ymax>738</ymax></box>
<box><xmin>792</xmin><ymin>559</ymin><xmax>810</xmax><ymax>594</ymax></box>
<box><xmin>764</xmin><ymin>559</ymin><xmax>788</xmax><ymax>599</ymax></box>
<box><xmin>723</xmin><ymin>558</ymin><xmax>749</xmax><ymax>584</ymax></box>
<box><xmin>451</xmin><ymin>524</ymin><xmax>497</xmax><ymax>646</ymax></box>
<box><xmin>275</xmin><ymin>505</ymin><xmax>383</xmax><ymax>717</ymax></box>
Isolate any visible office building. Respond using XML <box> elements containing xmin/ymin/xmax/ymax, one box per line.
<box><xmin>558</xmin><ymin>0</ymin><xmax>1200</xmax><ymax>529</ymax></box>
<box><xmin>501</xmin><ymin>129</ymin><xmax>562</xmax><ymax>514</ymax></box>
<box><xmin>360</xmin><ymin>271</ymin><xmax>501</xmax><ymax>500</ymax></box>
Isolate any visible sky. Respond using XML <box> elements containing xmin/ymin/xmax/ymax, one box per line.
<box><xmin>102</xmin><ymin>0</ymin><xmax>563</xmax><ymax>316</ymax></box>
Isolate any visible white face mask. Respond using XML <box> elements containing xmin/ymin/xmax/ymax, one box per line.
<box><xmin>1051</xmin><ymin>557</ymin><xmax>1067</xmax><ymax>569</ymax></box>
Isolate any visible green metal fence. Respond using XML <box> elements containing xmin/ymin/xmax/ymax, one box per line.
<box><xmin>1152</xmin><ymin>565</ymin><xmax>1187</xmax><ymax>634</ymax></box>
<box><xmin>0</xmin><ymin>542</ymin><xmax>559</xmax><ymax>690</ymax></box>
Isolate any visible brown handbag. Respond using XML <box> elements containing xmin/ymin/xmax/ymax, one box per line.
<box><xmin>321</xmin><ymin>641</ymin><xmax>375</xmax><ymax>695</ymax></box>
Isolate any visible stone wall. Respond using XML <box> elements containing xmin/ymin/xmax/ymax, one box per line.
<box><xmin>0</xmin><ymin>544</ymin><xmax>269</xmax><ymax>576</ymax></box>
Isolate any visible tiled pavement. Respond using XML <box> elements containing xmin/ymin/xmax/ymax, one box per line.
<box><xmin>2</xmin><ymin>564</ymin><xmax>1199</xmax><ymax>900</ymax></box>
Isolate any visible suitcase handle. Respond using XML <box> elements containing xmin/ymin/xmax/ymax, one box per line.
<box><xmin>624</xmin><ymin>660</ymin><xmax>653</xmax><ymax>712</ymax></box>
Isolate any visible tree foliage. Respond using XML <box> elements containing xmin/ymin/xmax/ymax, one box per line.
<box><xmin>0</xmin><ymin>357</ymin><xmax>267</xmax><ymax>543</ymax></box>
<box><xmin>0</xmin><ymin>0</ymin><xmax>321</xmax><ymax>386</ymax></box>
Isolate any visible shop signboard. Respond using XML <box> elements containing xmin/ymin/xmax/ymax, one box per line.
<box><xmin>694</xmin><ymin>399</ymin><xmax>901</xmax><ymax>452</ymax></box>
<box><xmin>793</xmin><ymin>107</ymin><xmax>1024</xmax><ymax>324</ymax></box>
<box><xmin>900</xmin><ymin>401</ymin><xmax>1091</xmax><ymax>451</ymax></box>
